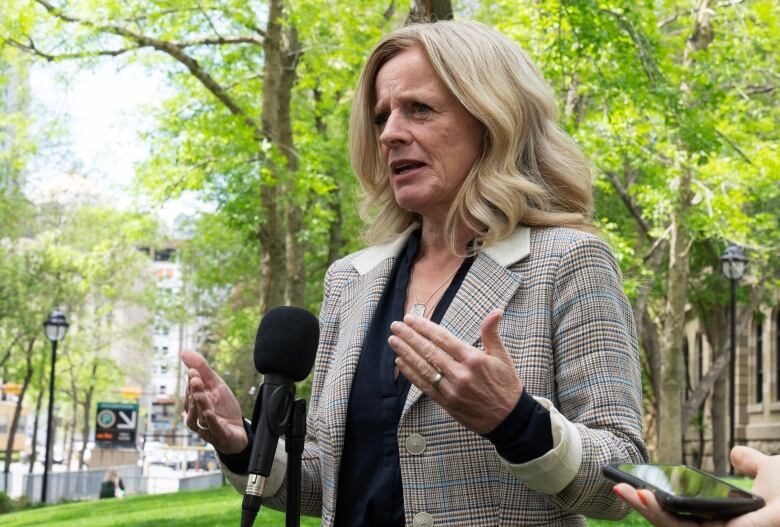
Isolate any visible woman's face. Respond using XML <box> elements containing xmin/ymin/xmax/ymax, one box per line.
<box><xmin>373</xmin><ymin>46</ymin><xmax>483</xmax><ymax>223</ymax></box>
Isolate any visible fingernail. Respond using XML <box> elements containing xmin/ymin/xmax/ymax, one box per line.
<box><xmin>612</xmin><ymin>485</ymin><xmax>624</xmax><ymax>500</ymax></box>
<box><xmin>404</xmin><ymin>314</ymin><xmax>415</xmax><ymax>324</ymax></box>
<box><xmin>637</xmin><ymin>490</ymin><xmax>648</xmax><ymax>506</ymax></box>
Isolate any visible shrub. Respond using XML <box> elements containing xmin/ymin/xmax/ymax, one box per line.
<box><xmin>0</xmin><ymin>491</ymin><xmax>14</xmax><ymax>514</ymax></box>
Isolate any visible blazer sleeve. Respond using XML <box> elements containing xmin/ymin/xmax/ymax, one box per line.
<box><xmin>502</xmin><ymin>234</ymin><xmax>648</xmax><ymax>519</ymax></box>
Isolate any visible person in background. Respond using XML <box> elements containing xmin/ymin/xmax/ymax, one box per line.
<box><xmin>614</xmin><ymin>446</ymin><xmax>780</xmax><ymax>527</ymax></box>
<box><xmin>99</xmin><ymin>468</ymin><xmax>125</xmax><ymax>499</ymax></box>
<box><xmin>183</xmin><ymin>19</ymin><xmax>648</xmax><ymax>526</ymax></box>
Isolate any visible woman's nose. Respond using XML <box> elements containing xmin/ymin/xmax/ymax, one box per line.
<box><xmin>379</xmin><ymin>111</ymin><xmax>412</xmax><ymax>148</ymax></box>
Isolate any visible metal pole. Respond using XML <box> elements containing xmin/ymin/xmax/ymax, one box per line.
<box><xmin>42</xmin><ymin>339</ymin><xmax>57</xmax><ymax>504</ymax></box>
<box><xmin>729</xmin><ymin>278</ymin><xmax>737</xmax><ymax>476</ymax></box>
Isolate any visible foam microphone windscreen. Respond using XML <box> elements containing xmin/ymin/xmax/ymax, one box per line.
<box><xmin>253</xmin><ymin>306</ymin><xmax>320</xmax><ymax>381</ymax></box>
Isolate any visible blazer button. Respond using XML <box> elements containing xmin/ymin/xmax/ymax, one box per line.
<box><xmin>413</xmin><ymin>511</ymin><xmax>434</xmax><ymax>527</ymax></box>
<box><xmin>405</xmin><ymin>433</ymin><xmax>426</xmax><ymax>455</ymax></box>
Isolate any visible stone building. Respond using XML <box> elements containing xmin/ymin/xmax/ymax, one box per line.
<box><xmin>683</xmin><ymin>296</ymin><xmax>780</xmax><ymax>471</ymax></box>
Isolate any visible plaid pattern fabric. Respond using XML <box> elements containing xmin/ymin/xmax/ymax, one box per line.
<box><xmin>265</xmin><ymin>226</ymin><xmax>647</xmax><ymax>526</ymax></box>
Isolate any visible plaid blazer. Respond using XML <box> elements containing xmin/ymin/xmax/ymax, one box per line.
<box><xmin>250</xmin><ymin>225</ymin><xmax>648</xmax><ymax>526</ymax></box>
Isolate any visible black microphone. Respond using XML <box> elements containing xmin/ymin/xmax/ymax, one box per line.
<box><xmin>241</xmin><ymin>306</ymin><xmax>319</xmax><ymax>527</ymax></box>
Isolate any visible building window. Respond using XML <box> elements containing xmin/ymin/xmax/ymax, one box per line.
<box><xmin>154</xmin><ymin>317</ymin><xmax>170</xmax><ymax>336</ymax></box>
<box><xmin>756</xmin><ymin>321</ymin><xmax>763</xmax><ymax>404</ymax></box>
<box><xmin>159</xmin><ymin>385</ymin><xmax>167</xmax><ymax>395</ymax></box>
<box><xmin>154</xmin><ymin>248</ymin><xmax>175</xmax><ymax>262</ymax></box>
<box><xmin>160</xmin><ymin>364</ymin><xmax>168</xmax><ymax>375</ymax></box>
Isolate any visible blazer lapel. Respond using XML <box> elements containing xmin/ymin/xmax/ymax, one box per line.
<box><xmin>401</xmin><ymin>226</ymin><xmax>531</xmax><ymax>418</ymax></box>
<box><xmin>321</xmin><ymin>257</ymin><xmax>396</xmax><ymax>491</ymax></box>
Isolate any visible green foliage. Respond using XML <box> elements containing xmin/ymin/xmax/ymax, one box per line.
<box><xmin>1</xmin><ymin>2</ymin><xmax>777</xmax><ymax>456</ymax></box>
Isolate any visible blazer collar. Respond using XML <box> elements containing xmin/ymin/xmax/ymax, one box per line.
<box><xmin>352</xmin><ymin>223</ymin><xmax>531</xmax><ymax>274</ymax></box>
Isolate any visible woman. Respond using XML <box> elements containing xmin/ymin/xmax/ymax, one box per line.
<box><xmin>183</xmin><ymin>20</ymin><xmax>647</xmax><ymax>526</ymax></box>
<box><xmin>614</xmin><ymin>446</ymin><xmax>780</xmax><ymax>527</ymax></box>
<box><xmin>99</xmin><ymin>469</ymin><xmax>125</xmax><ymax>499</ymax></box>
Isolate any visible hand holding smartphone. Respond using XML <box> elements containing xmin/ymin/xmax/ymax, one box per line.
<box><xmin>603</xmin><ymin>463</ymin><xmax>765</xmax><ymax>521</ymax></box>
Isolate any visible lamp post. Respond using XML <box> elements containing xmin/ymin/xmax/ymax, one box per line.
<box><xmin>721</xmin><ymin>245</ymin><xmax>748</xmax><ymax>475</ymax></box>
<box><xmin>42</xmin><ymin>309</ymin><xmax>68</xmax><ymax>504</ymax></box>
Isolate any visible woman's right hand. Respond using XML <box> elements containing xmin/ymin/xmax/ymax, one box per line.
<box><xmin>181</xmin><ymin>350</ymin><xmax>248</xmax><ymax>454</ymax></box>
<box><xmin>614</xmin><ymin>446</ymin><xmax>780</xmax><ymax>527</ymax></box>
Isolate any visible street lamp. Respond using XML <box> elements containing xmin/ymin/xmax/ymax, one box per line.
<box><xmin>42</xmin><ymin>309</ymin><xmax>68</xmax><ymax>504</ymax></box>
<box><xmin>721</xmin><ymin>245</ymin><xmax>748</xmax><ymax>475</ymax></box>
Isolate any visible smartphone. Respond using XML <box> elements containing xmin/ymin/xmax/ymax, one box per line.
<box><xmin>603</xmin><ymin>463</ymin><xmax>765</xmax><ymax>520</ymax></box>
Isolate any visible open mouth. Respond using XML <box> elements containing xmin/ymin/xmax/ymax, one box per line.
<box><xmin>392</xmin><ymin>162</ymin><xmax>425</xmax><ymax>175</ymax></box>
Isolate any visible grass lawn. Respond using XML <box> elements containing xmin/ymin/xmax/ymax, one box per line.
<box><xmin>1</xmin><ymin>479</ymin><xmax>751</xmax><ymax>526</ymax></box>
<box><xmin>1</xmin><ymin>485</ymin><xmax>320</xmax><ymax>527</ymax></box>
<box><xmin>0</xmin><ymin>484</ymin><xmax>652</xmax><ymax>526</ymax></box>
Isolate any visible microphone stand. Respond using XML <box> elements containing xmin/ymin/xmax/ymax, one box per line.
<box><xmin>285</xmin><ymin>399</ymin><xmax>307</xmax><ymax>527</ymax></box>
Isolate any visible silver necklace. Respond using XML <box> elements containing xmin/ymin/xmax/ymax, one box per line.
<box><xmin>408</xmin><ymin>264</ymin><xmax>461</xmax><ymax>318</ymax></box>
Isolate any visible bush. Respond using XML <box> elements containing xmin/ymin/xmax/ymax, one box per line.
<box><xmin>0</xmin><ymin>491</ymin><xmax>32</xmax><ymax>515</ymax></box>
<box><xmin>0</xmin><ymin>491</ymin><xmax>14</xmax><ymax>514</ymax></box>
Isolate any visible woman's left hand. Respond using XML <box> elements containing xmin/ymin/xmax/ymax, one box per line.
<box><xmin>389</xmin><ymin>308</ymin><xmax>522</xmax><ymax>435</ymax></box>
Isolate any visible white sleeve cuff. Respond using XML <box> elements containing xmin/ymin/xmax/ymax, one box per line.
<box><xmin>498</xmin><ymin>396</ymin><xmax>582</xmax><ymax>495</ymax></box>
<box><xmin>220</xmin><ymin>439</ymin><xmax>288</xmax><ymax>498</ymax></box>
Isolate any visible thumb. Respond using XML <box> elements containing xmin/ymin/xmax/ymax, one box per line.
<box><xmin>480</xmin><ymin>309</ymin><xmax>510</xmax><ymax>361</ymax></box>
<box><xmin>731</xmin><ymin>446</ymin><xmax>767</xmax><ymax>478</ymax></box>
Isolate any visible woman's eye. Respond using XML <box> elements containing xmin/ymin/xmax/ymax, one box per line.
<box><xmin>412</xmin><ymin>102</ymin><xmax>431</xmax><ymax>114</ymax></box>
<box><xmin>373</xmin><ymin>112</ymin><xmax>389</xmax><ymax>126</ymax></box>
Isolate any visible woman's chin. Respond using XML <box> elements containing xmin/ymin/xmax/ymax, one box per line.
<box><xmin>393</xmin><ymin>193</ymin><xmax>440</xmax><ymax>218</ymax></box>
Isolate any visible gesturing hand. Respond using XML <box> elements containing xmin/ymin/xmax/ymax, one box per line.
<box><xmin>388</xmin><ymin>309</ymin><xmax>523</xmax><ymax>435</ymax></box>
<box><xmin>614</xmin><ymin>446</ymin><xmax>780</xmax><ymax>527</ymax></box>
<box><xmin>181</xmin><ymin>350</ymin><xmax>248</xmax><ymax>454</ymax></box>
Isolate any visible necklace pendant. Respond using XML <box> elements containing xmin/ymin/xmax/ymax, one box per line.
<box><xmin>410</xmin><ymin>304</ymin><xmax>426</xmax><ymax>317</ymax></box>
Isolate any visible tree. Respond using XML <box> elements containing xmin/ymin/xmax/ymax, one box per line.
<box><xmin>480</xmin><ymin>0</ymin><xmax>779</xmax><ymax>463</ymax></box>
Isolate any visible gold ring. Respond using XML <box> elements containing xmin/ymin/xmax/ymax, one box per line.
<box><xmin>196</xmin><ymin>417</ymin><xmax>208</xmax><ymax>431</ymax></box>
<box><xmin>432</xmin><ymin>372</ymin><xmax>443</xmax><ymax>390</ymax></box>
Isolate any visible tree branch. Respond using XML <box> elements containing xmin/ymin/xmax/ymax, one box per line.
<box><xmin>598</xmin><ymin>8</ymin><xmax>661</xmax><ymax>83</ymax></box>
<box><xmin>643</xmin><ymin>225</ymin><xmax>672</xmax><ymax>263</ymax></box>
<box><xmin>173</xmin><ymin>35</ymin><xmax>264</xmax><ymax>47</ymax></box>
<box><xmin>603</xmin><ymin>170</ymin><xmax>653</xmax><ymax>238</ymax></box>
<box><xmin>714</xmin><ymin>129</ymin><xmax>752</xmax><ymax>165</ymax></box>
<box><xmin>746</xmin><ymin>84</ymin><xmax>777</xmax><ymax>95</ymax></box>
<box><xmin>0</xmin><ymin>333</ymin><xmax>22</xmax><ymax>370</ymax></box>
<box><xmin>4</xmin><ymin>37</ymin><xmax>136</xmax><ymax>61</ymax></box>
<box><xmin>33</xmin><ymin>0</ymin><xmax>264</xmax><ymax>139</ymax></box>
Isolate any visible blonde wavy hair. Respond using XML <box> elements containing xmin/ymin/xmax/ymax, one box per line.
<box><xmin>349</xmin><ymin>21</ymin><xmax>594</xmax><ymax>252</ymax></box>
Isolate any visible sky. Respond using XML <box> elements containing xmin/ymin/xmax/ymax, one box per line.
<box><xmin>27</xmin><ymin>60</ymin><xmax>206</xmax><ymax>228</ymax></box>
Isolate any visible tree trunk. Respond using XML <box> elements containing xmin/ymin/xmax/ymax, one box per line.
<box><xmin>4</xmin><ymin>338</ymin><xmax>34</xmax><ymax>477</ymax></box>
<box><xmin>656</xmin><ymin>167</ymin><xmax>692</xmax><ymax>463</ymax></box>
<box><xmin>79</xmin><ymin>361</ymin><xmax>98</xmax><ymax>469</ymax></box>
<box><xmin>657</xmin><ymin>0</ymin><xmax>715</xmax><ymax>465</ymax></box>
<box><xmin>710</xmin><ymin>372</ymin><xmax>727</xmax><ymax>474</ymax></box>
<box><xmin>701</xmin><ymin>306</ymin><xmax>729</xmax><ymax>475</ymax></box>
<box><xmin>407</xmin><ymin>0</ymin><xmax>454</xmax><ymax>22</ymax></box>
<box><xmin>258</xmin><ymin>0</ymin><xmax>297</xmax><ymax>314</ymax></box>
<box><xmin>65</xmin><ymin>392</ymin><xmax>78</xmax><ymax>468</ymax></box>
<box><xmin>279</xmin><ymin>27</ymin><xmax>304</xmax><ymax>307</ymax></box>
<box><xmin>61</xmin><ymin>417</ymin><xmax>70</xmax><ymax>469</ymax></box>
<box><xmin>28</xmin><ymin>383</ymin><xmax>43</xmax><ymax>473</ymax></box>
